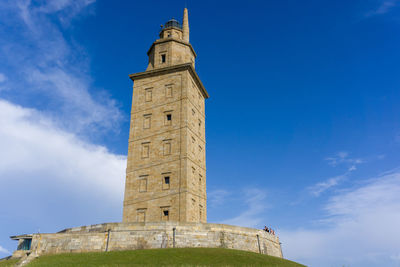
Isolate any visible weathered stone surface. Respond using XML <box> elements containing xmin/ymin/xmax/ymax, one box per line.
<box><xmin>26</xmin><ymin>222</ymin><xmax>282</xmax><ymax>258</ymax></box>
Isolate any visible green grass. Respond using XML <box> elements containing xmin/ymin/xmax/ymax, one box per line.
<box><xmin>0</xmin><ymin>258</ymin><xmax>19</xmax><ymax>267</ymax></box>
<box><xmin>26</xmin><ymin>248</ymin><xmax>304</xmax><ymax>267</ymax></box>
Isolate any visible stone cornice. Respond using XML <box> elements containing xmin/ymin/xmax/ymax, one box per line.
<box><xmin>147</xmin><ymin>38</ymin><xmax>197</xmax><ymax>58</ymax></box>
<box><xmin>129</xmin><ymin>63</ymin><xmax>209</xmax><ymax>99</ymax></box>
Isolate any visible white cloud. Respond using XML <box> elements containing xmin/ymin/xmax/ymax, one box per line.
<box><xmin>307</xmin><ymin>174</ymin><xmax>347</xmax><ymax>197</ymax></box>
<box><xmin>208</xmin><ymin>189</ymin><xmax>230</xmax><ymax>207</ymax></box>
<box><xmin>0</xmin><ymin>99</ymin><xmax>126</xmax><ymax>239</ymax></box>
<box><xmin>366</xmin><ymin>0</ymin><xmax>399</xmax><ymax>17</ymax></box>
<box><xmin>0</xmin><ymin>73</ymin><xmax>7</xmax><ymax>83</ymax></box>
<box><xmin>281</xmin><ymin>169</ymin><xmax>400</xmax><ymax>267</ymax></box>
<box><xmin>348</xmin><ymin>165</ymin><xmax>357</xmax><ymax>171</ymax></box>
<box><xmin>221</xmin><ymin>188</ymin><xmax>268</xmax><ymax>228</ymax></box>
<box><xmin>0</xmin><ymin>98</ymin><xmax>125</xmax><ymax>197</ymax></box>
<box><xmin>325</xmin><ymin>151</ymin><xmax>363</xmax><ymax>167</ymax></box>
<box><xmin>0</xmin><ymin>245</ymin><xmax>10</xmax><ymax>254</ymax></box>
<box><xmin>309</xmin><ymin>152</ymin><xmax>364</xmax><ymax>196</ymax></box>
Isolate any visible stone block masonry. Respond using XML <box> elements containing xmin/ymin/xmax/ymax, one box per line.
<box><xmin>123</xmin><ymin>8</ymin><xmax>208</xmax><ymax>224</ymax></box>
<box><xmin>21</xmin><ymin>222</ymin><xmax>282</xmax><ymax>258</ymax></box>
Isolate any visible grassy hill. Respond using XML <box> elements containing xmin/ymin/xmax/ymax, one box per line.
<box><xmin>0</xmin><ymin>258</ymin><xmax>18</xmax><ymax>267</ymax></box>
<box><xmin>7</xmin><ymin>248</ymin><xmax>304</xmax><ymax>267</ymax></box>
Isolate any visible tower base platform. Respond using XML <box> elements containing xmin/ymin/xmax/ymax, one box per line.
<box><xmin>10</xmin><ymin>222</ymin><xmax>283</xmax><ymax>259</ymax></box>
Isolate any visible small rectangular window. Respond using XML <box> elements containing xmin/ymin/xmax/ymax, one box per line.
<box><xmin>161</xmin><ymin>54</ymin><xmax>166</xmax><ymax>63</ymax></box>
<box><xmin>143</xmin><ymin>115</ymin><xmax>151</xmax><ymax>129</ymax></box>
<box><xmin>198</xmin><ymin>119</ymin><xmax>202</xmax><ymax>134</ymax></box>
<box><xmin>139</xmin><ymin>176</ymin><xmax>147</xmax><ymax>192</ymax></box>
<box><xmin>142</xmin><ymin>143</ymin><xmax>150</xmax><ymax>158</ymax></box>
<box><xmin>145</xmin><ymin>88</ymin><xmax>152</xmax><ymax>102</ymax></box>
<box><xmin>163</xmin><ymin>141</ymin><xmax>171</xmax><ymax>155</ymax></box>
<box><xmin>165</xmin><ymin>112</ymin><xmax>172</xmax><ymax>126</ymax></box>
<box><xmin>161</xmin><ymin>207</ymin><xmax>170</xmax><ymax>221</ymax></box>
<box><xmin>165</xmin><ymin>85</ymin><xmax>173</xmax><ymax>98</ymax></box>
<box><xmin>162</xmin><ymin>173</ymin><xmax>171</xmax><ymax>190</ymax></box>
<box><xmin>137</xmin><ymin>209</ymin><xmax>146</xmax><ymax>222</ymax></box>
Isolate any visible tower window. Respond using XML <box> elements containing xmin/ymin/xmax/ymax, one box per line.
<box><xmin>137</xmin><ymin>209</ymin><xmax>146</xmax><ymax>223</ymax></box>
<box><xmin>145</xmin><ymin>88</ymin><xmax>152</xmax><ymax>102</ymax></box>
<box><xmin>139</xmin><ymin>176</ymin><xmax>148</xmax><ymax>192</ymax></box>
<box><xmin>143</xmin><ymin>114</ymin><xmax>151</xmax><ymax>129</ymax></box>
<box><xmin>161</xmin><ymin>54</ymin><xmax>166</xmax><ymax>63</ymax></box>
<box><xmin>162</xmin><ymin>173</ymin><xmax>171</xmax><ymax>190</ymax></box>
<box><xmin>163</xmin><ymin>141</ymin><xmax>171</xmax><ymax>155</ymax></box>
<box><xmin>165</xmin><ymin>112</ymin><xmax>172</xmax><ymax>126</ymax></box>
<box><xmin>161</xmin><ymin>207</ymin><xmax>170</xmax><ymax>221</ymax></box>
<box><xmin>141</xmin><ymin>142</ymin><xmax>150</xmax><ymax>158</ymax></box>
<box><xmin>191</xmin><ymin>136</ymin><xmax>196</xmax><ymax>155</ymax></box>
<box><xmin>165</xmin><ymin>85</ymin><xmax>173</xmax><ymax>98</ymax></box>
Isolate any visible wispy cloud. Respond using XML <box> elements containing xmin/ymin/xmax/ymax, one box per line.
<box><xmin>0</xmin><ymin>245</ymin><xmax>10</xmax><ymax>255</ymax></box>
<box><xmin>366</xmin><ymin>0</ymin><xmax>399</xmax><ymax>17</ymax></box>
<box><xmin>325</xmin><ymin>151</ymin><xmax>363</xmax><ymax>171</ymax></box>
<box><xmin>308</xmin><ymin>152</ymin><xmax>363</xmax><ymax>196</ymax></box>
<box><xmin>208</xmin><ymin>189</ymin><xmax>231</xmax><ymax>207</ymax></box>
<box><xmin>0</xmin><ymin>0</ymin><xmax>122</xmax><ymax>135</ymax></box>
<box><xmin>0</xmin><ymin>73</ymin><xmax>7</xmax><ymax>83</ymax></box>
<box><xmin>221</xmin><ymin>188</ymin><xmax>268</xmax><ymax>228</ymax></box>
<box><xmin>308</xmin><ymin>174</ymin><xmax>347</xmax><ymax>197</ymax></box>
<box><xmin>281</xmin><ymin>169</ymin><xmax>400</xmax><ymax>267</ymax></box>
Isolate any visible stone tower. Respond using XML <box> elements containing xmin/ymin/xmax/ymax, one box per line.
<box><xmin>123</xmin><ymin>8</ymin><xmax>209</xmax><ymax>223</ymax></box>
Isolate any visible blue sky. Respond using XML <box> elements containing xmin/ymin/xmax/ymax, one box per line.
<box><xmin>1</xmin><ymin>0</ymin><xmax>400</xmax><ymax>266</ymax></box>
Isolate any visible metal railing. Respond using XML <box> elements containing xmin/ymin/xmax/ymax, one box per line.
<box><xmin>162</xmin><ymin>19</ymin><xmax>182</xmax><ymax>30</ymax></box>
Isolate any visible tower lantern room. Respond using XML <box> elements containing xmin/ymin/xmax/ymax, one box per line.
<box><xmin>159</xmin><ymin>19</ymin><xmax>183</xmax><ymax>39</ymax></box>
<box><xmin>146</xmin><ymin>8</ymin><xmax>195</xmax><ymax>71</ymax></box>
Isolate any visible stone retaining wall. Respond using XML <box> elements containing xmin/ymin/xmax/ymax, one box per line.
<box><xmin>18</xmin><ymin>222</ymin><xmax>282</xmax><ymax>258</ymax></box>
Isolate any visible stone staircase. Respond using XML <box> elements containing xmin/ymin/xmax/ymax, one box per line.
<box><xmin>15</xmin><ymin>252</ymin><xmax>38</xmax><ymax>267</ymax></box>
